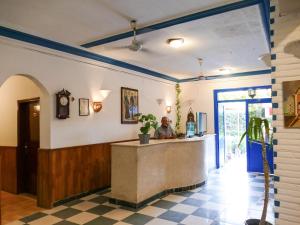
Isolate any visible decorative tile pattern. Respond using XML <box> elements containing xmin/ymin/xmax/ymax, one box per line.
<box><xmin>13</xmin><ymin>167</ymin><xmax>274</xmax><ymax>225</ymax></box>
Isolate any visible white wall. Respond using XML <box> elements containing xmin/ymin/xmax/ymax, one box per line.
<box><xmin>180</xmin><ymin>75</ymin><xmax>271</xmax><ymax>134</ymax></box>
<box><xmin>0</xmin><ymin>39</ymin><xmax>175</xmax><ymax>149</ymax></box>
<box><xmin>271</xmin><ymin>1</ymin><xmax>300</xmax><ymax>224</ymax></box>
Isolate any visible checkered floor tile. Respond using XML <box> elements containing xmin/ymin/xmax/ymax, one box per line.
<box><xmin>10</xmin><ymin>162</ymin><xmax>274</xmax><ymax>225</ymax></box>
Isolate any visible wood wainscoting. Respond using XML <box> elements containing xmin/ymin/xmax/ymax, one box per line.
<box><xmin>38</xmin><ymin>142</ymin><xmax>111</xmax><ymax>208</ymax></box>
<box><xmin>0</xmin><ymin>146</ymin><xmax>18</xmax><ymax>194</ymax></box>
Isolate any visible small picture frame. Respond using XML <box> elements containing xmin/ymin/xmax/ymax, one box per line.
<box><xmin>79</xmin><ymin>98</ymin><xmax>90</xmax><ymax>116</ymax></box>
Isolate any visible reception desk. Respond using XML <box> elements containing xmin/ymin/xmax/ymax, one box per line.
<box><xmin>110</xmin><ymin>135</ymin><xmax>215</xmax><ymax>208</ymax></box>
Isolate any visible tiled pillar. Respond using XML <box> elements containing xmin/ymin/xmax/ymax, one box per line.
<box><xmin>270</xmin><ymin>0</ymin><xmax>300</xmax><ymax>224</ymax></box>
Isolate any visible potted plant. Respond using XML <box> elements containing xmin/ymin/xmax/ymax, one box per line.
<box><xmin>239</xmin><ymin>117</ymin><xmax>272</xmax><ymax>225</ymax></box>
<box><xmin>136</xmin><ymin>113</ymin><xmax>158</xmax><ymax>144</ymax></box>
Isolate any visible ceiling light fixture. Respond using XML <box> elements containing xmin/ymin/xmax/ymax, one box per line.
<box><xmin>167</xmin><ymin>38</ymin><xmax>184</xmax><ymax>48</ymax></box>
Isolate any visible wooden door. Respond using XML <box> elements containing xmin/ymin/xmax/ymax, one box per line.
<box><xmin>18</xmin><ymin>98</ymin><xmax>40</xmax><ymax>195</ymax></box>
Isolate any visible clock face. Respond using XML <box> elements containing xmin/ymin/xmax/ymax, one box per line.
<box><xmin>59</xmin><ymin>96</ymin><xmax>69</xmax><ymax>106</ymax></box>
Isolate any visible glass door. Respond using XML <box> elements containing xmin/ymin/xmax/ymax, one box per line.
<box><xmin>218</xmin><ymin>102</ymin><xmax>246</xmax><ymax>167</ymax></box>
<box><xmin>247</xmin><ymin>101</ymin><xmax>274</xmax><ymax>173</ymax></box>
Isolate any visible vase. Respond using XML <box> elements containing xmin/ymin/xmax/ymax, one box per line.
<box><xmin>139</xmin><ymin>134</ymin><xmax>150</xmax><ymax>144</ymax></box>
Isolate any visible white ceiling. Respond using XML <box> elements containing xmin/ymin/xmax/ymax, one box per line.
<box><xmin>0</xmin><ymin>0</ymin><xmax>270</xmax><ymax>80</ymax></box>
<box><xmin>91</xmin><ymin>5</ymin><xmax>270</xmax><ymax>79</ymax></box>
<box><xmin>0</xmin><ymin>0</ymin><xmax>238</xmax><ymax>44</ymax></box>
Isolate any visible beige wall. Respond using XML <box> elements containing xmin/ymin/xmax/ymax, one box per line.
<box><xmin>180</xmin><ymin>75</ymin><xmax>271</xmax><ymax>134</ymax></box>
<box><xmin>0</xmin><ymin>39</ymin><xmax>175</xmax><ymax>149</ymax></box>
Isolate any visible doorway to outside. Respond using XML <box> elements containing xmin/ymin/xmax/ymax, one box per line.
<box><xmin>214</xmin><ymin>86</ymin><xmax>273</xmax><ymax>173</ymax></box>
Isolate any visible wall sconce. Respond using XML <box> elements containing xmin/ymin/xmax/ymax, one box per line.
<box><xmin>93</xmin><ymin>102</ymin><xmax>102</xmax><ymax>112</ymax></box>
<box><xmin>93</xmin><ymin>89</ymin><xmax>111</xmax><ymax>113</ymax></box>
<box><xmin>166</xmin><ymin>106</ymin><xmax>172</xmax><ymax>113</ymax></box>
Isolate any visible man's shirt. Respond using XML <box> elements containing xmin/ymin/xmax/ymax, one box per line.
<box><xmin>154</xmin><ymin>125</ymin><xmax>175</xmax><ymax>139</ymax></box>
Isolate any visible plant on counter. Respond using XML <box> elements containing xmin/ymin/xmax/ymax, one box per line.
<box><xmin>175</xmin><ymin>83</ymin><xmax>182</xmax><ymax>135</ymax></box>
<box><xmin>239</xmin><ymin>117</ymin><xmax>272</xmax><ymax>225</ymax></box>
<box><xmin>136</xmin><ymin>113</ymin><xmax>158</xmax><ymax>144</ymax></box>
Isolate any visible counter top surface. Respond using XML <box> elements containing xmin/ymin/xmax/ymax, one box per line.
<box><xmin>111</xmin><ymin>134</ymin><xmax>215</xmax><ymax>147</ymax></box>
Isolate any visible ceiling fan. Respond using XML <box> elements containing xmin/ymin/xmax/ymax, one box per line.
<box><xmin>196</xmin><ymin>58</ymin><xmax>207</xmax><ymax>80</ymax></box>
<box><xmin>128</xmin><ymin>20</ymin><xmax>143</xmax><ymax>51</ymax></box>
<box><xmin>105</xmin><ymin>20</ymin><xmax>159</xmax><ymax>55</ymax></box>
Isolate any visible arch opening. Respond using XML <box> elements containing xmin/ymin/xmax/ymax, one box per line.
<box><xmin>0</xmin><ymin>74</ymin><xmax>51</xmax><ymax>222</ymax></box>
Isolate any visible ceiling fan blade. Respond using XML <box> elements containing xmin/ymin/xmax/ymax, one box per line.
<box><xmin>104</xmin><ymin>45</ymin><xmax>130</xmax><ymax>51</ymax></box>
<box><xmin>140</xmin><ymin>48</ymin><xmax>163</xmax><ymax>57</ymax></box>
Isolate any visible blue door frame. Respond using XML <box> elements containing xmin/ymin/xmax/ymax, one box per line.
<box><xmin>214</xmin><ymin>85</ymin><xmax>272</xmax><ymax>170</ymax></box>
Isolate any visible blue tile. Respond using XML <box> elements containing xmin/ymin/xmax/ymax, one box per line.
<box><xmin>181</xmin><ymin>198</ymin><xmax>205</xmax><ymax>207</ymax></box>
<box><xmin>158</xmin><ymin>210</ymin><xmax>188</xmax><ymax>223</ymax></box>
<box><xmin>20</xmin><ymin>212</ymin><xmax>47</xmax><ymax>223</ymax></box>
<box><xmin>85</xmin><ymin>216</ymin><xmax>117</xmax><ymax>225</ymax></box>
<box><xmin>89</xmin><ymin>196</ymin><xmax>109</xmax><ymax>204</ymax></box>
<box><xmin>151</xmin><ymin>200</ymin><xmax>177</xmax><ymax>209</ymax></box>
<box><xmin>87</xmin><ymin>205</ymin><xmax>115</xmax><ymax>215</ymax></box>
<box><xmin>270</xmin><ymin>6</ymin><xmax>276</xmax><ymax>12</ymax></box>
<box><xmin>54</xmin><ymin>221</ymin><xmax>78</xmax><ymax>225</ymax></box>
<box><xmin>122</xmin><ymin>213</ymin><xmax>153</xmax><ymax>225</ymax></box>
<box><xmin>52</xmin><ymin>208</ymin><xmax>82</xmax><ymax>219</ymax></box>
<box><xmin>192</xmin><ymin>208</ymin><xmax>220</xmax><ymax>219</ymax></box>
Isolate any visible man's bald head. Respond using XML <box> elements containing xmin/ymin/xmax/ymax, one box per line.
<box><xmin>161</xmin><ymin>116</ymin><xmax>169</xmax><ymax>127</ymax></box>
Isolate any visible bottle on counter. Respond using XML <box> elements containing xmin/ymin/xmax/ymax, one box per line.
<box><xmin>186</xmin><ymin>108</ymin><xmax>196</xmax><ymax>138</ymax></box>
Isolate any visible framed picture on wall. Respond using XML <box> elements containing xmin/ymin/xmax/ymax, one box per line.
<box><xmin>283</xmin><ymin>80</ymin><xmax>300</xmax><ymax>128</ymax></box>
<box><xmin>121</xmin><ymin>87</ymin><xmax>139</xmax><ymax>124</ymax></box>
<box><xmin>79</xmin><ymin>98</ymin><xmax>90</xmax><ymax>116</ymax></box>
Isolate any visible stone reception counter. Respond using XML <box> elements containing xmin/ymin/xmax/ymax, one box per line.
<box><xmin>110</xmin><ymin>135</ymin><xmax>215</xmax><ymax>208</ymax></box>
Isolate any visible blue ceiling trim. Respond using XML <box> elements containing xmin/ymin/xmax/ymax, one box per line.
<box><xmin>179</xmin><ymin>69</ymin><xmax>272</xmax><ymax>83</ymax></box>
<box><xmin>259</xmin><ymin>0</ymin><xmax>271</xmax><ymax>48</ymax></box>
<box><xmin>81</xmin><ymin>0</ymin><xmax>261</xmax><ymax>48</ymax></box>
<box><xmin>0</xmin><ymin>26</ymin><xmax>178</xmax><ymax>82</ymax></box>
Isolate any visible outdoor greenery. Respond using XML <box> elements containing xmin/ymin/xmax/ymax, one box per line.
<box><xmin>136</xmin><ymin>113</ymin><xmax>158</xmax><ymax>134</ymax></box>
<box><xmin>219</xmin><ymin>103</ymin><xmax>246</xmax><ymax>161</ymax></box>
<box><xmin>239</xmin><ymin>117</ymin><xmax>271</xmax><ymax>225</ymax></box>
<box><xmin>175</xmin><ymin>83</ymin><xmax>182</xmax><ymax>134</ymax></box>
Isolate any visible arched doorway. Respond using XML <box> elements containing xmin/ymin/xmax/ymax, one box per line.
<box><xmin>0</xmin><ymin>74</ymin><xmax>50</xmax><ymax>224</ymax></box>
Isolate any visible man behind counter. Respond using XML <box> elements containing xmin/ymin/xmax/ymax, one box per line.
<box><xmin>154</xmin><ymin>116</ymin><xmax>176</xmax><ymax>139</ymax></box>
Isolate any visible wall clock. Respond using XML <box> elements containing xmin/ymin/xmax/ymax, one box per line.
<box><xmin>56</xmin><ymin>89</ymin><xmax>71</xmax><ymax>119</ymax></box>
